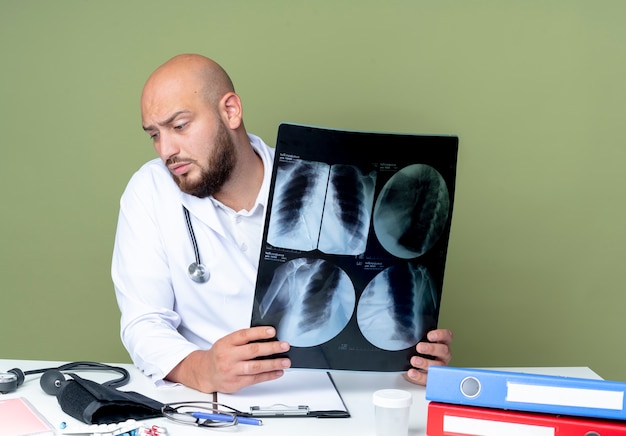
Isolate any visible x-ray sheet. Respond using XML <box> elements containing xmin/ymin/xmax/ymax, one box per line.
<box><xmin>251</xmin><ymin>123</ymin><xmax>459</xmax><ymax>372</ymax></box>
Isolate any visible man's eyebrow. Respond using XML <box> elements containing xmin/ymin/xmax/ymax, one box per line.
<box><xmin>142</xmin><ymin>110</ymin><xmax>191</xmax><ymax>131</ymax></box>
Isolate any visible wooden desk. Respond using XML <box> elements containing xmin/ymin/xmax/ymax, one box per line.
<box><xmin>0</xmin><ymin>359</ymin><xmax>601</xmax><ymax>435</ymax></box>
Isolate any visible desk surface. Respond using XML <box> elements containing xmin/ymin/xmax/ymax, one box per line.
<box><xmin>0</xmin><ymin>359</ymin><xmax>601</xmax><ymax>436</ymax></box>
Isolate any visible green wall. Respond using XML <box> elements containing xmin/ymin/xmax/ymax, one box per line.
<box><xmin>2</xmin><ymin>1</ymin><xmax>625</xmax><ymax>380</ymax></box>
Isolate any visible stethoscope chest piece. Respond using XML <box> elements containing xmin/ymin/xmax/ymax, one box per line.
<box><xmin>188</xmin><ymin>262</ymin><xmax>210</xmax><ymax>283</ymax></box>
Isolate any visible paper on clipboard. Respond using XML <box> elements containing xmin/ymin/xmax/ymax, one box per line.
<box><xmin>217</xmin><ymin>370</ymin><xmax>350</xmax><ymax>418</ymax></box>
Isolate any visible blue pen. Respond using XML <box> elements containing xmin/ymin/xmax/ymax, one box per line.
<box><xmin>192</xmin><ymin>411</ymin><xmax>263</xmax><ymax>426</ymax></box>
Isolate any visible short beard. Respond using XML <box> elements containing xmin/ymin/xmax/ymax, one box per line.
<box><xmin>173</xmin><ymin>122</ymin><xmax>236</xmax><ymax>198</ymax></box>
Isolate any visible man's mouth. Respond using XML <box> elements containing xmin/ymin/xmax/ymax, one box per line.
<box><xmin>169</xmin><ymin>162</ymin><xmax>192</xmax><ymax>176</ymax></box>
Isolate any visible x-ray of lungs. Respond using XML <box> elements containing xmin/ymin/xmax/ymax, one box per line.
<box><xmin>373</xmin><ymin>164</ymin><xmax>450</xmax><ymax>259</ymax></box>
<box><xmin>356</xmin><ymin>263</ymin><xmax>437</xmax><ymax>351</ymax></box>
<box><xmin>267</xmin><ymin>160</ymin><xmax>329</xmax><ymax>251</ymax></box>
<box><xmin>253</xmin><ymin>123</ymin><xmax>459</xmax><ymax>371</ymax></box>
<box><xmin>258</xmin><ymin>257</ymin><xmax>355</xmax><ymax>347</ymax></box>
<box><xmin>267</xmin><ymin>159</ymin><xmax>377</xmax><ymax>256</ymax></box>
<box><xmin>318</xmin><ymin>164</ymin><xmax>376</xmax><ymax>255</ymax></box>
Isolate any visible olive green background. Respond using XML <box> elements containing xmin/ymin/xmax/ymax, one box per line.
<box><xmin>2</xmin><ymin>1</ymin><xmax>625</xmax><ymax>380</ymax></box>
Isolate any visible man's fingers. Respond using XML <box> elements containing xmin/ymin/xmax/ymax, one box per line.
<box><xmin>417</xmin><ymin>341</ymin><xmax>451</xmax><ymax>365</ymax></box>
<box><xmin>245</xmin><ymin>336</ymin><xmax>290</xmax><ymax>357</ymax></box>
<box><xmin>403</xmin><ymin>369</ymin><xmax>428</xmax><ymax>386</ymax></box>
<box><xmin>227</xmin><ymin>326</ymin><xmax>278</xmax><ymax>345</ymax></box>
<box><xmin>215</xmin><ymin>326</ymin><xmax>291</xmax><ymax>369</ymax></box>
<box><xmin>427</xmin><ymin>328</ymin><xmax>453</xmax><ymax>345</ymax></box>
<box><xmin>241</xmin><ymin>355</ymin><xmax>291</xmax><ymax>375</ymax></box>
<box><xmin>218</xmin><ymin>356</ymin><xmax>291</xmax><ymax>393</ymax></box>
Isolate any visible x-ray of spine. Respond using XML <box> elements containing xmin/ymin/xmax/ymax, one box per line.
<box><xmin>258</xmin><ymin>257</ymin><xmax>355</xmax><ymax>347</ymax></box>
<box><xmin>356</xmin><ymin>263</ymin><xmax>437</xmax><ymax>351</ymax></box>
<box><xmin>266</xmin><ymin>160</ymin><xmax>330</xmax><ymax>251</ymax></box>
<box><xmin>318</xmin><ymin>164</ymin><xmax>377</xmax><ymax>256</ymax></box>
<box><xmin>373</xmin><ymin>164</ymin><xmax>450</xmax><ymax>259</ymax></box>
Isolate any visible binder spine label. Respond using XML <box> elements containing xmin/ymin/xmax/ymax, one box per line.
<box><xmin>443</xmin><ymin>415</ymin><xmax>556</xmax><ymax>436</ymax></box>
<box><xmin>506</xmin><ymin>382</ymin><xmax>624</xmax><ymax>410</ymax></box>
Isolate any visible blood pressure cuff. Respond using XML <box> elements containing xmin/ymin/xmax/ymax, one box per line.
<box><xmin>56</xmin><ymin>373</ymin><xmax>164</xmax><ymax>424</ymax></box>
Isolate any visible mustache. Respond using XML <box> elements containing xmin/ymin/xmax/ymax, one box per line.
<box><xmin>166</xmin><ymin>156</ymin><xmax>195</xmax><ymax>167</ymax></box>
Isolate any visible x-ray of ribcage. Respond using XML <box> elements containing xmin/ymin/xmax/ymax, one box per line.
<box><xmin>318</xmin><ymin>165</ymin><xmax>376</xmax><ymax>255</ymax></box>
<box><xmin>356</xmin><ymin>263</ymin><xmax>437</xmax><ymax>351</ymax></box>
<box><xmin>258</xmin><ymin>258</ymin><xmax>355</xmax><ymax>347</ymax></box>
<box><xmin>373</xmin><ymin>164</ymin><xmax>450</xmax><ymax>259</ymax></box>
<box><xmin>267</xmin><ymin>160</ymin><xmax>329</xmax><ymax>251</ymax></box>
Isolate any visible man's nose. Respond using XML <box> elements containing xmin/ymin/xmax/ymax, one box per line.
<box><xmin>157</xmin><ymin>133</ymin><xmax>180</xmax><ymax>161</ymax></box>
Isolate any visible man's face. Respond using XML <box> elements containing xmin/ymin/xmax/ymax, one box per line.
<box><xmin>141</xmin><ymin>81</ymin><xmax>235</xmax><ymax>198</ymax></box>
<box><xmin>169</xmin><ymin>119</ymin><xmax>236</xmax><ymax>198</ymax></box>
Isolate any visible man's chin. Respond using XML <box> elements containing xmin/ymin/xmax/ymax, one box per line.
<box><xmin>177</xmin><ymin>180</ymin><xmax>214</xmax><ymax>199</ymax></box>
<box><xmin>173</xmin><ymin>175</ymin><xmax>199</xmax><ymax>196</ymax></box>
<box><xmin>171</xmin><ymin>167</ymin><xmax>227</xmax><ymax>199</ymax></box>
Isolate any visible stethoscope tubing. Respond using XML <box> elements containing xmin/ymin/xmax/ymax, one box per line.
<box><xmin>183</xmin><ymin>206</ymin><xmax>202</xmax><ymax>267</ymax></box>
<box><xmin>183</xmin><ymin>205</ymin><xmax>210</xmax><ymax>283</ymax></box>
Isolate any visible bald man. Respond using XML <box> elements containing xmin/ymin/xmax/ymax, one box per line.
<box><xmin>112</xmin><ymin>54</ymin><xmax>453</xmax><ymax>394</ymax></box>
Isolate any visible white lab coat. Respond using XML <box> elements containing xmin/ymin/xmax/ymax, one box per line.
<box><xmin>111</xmin><ymin>134</ymin><xmax>274</xmax><ymax>383</ymax></box>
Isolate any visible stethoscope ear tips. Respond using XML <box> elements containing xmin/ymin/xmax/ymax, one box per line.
<box><xmin>188</xmin><ymin>262</ymin><xmax>210</xmax><ymax>283</ymax></box>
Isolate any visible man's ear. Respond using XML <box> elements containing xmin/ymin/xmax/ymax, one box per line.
<box><xmin>219</xmin><ymin>92</ymin><xmax>243</xmax><ymax>129</ymax></box>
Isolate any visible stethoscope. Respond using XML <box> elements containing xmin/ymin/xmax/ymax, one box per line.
<box><xmin>183</xmin><ymin>205</ymin><xmax>210</xmax><ymax>283</ymax></box>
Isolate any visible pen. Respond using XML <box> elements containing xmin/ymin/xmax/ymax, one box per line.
<box><xmin>192</xmin><ymin>411</ymin><xmax>263</xmax><ymax>426</ymax></box>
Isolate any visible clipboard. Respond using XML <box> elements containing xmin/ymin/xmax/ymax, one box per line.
<box><xmin>217</xmin><ymin>371</ymin><xmax>350</xmax><ymax>418</ymax></box>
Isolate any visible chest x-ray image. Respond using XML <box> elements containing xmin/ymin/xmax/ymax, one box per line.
<box><xmin>252</xmin><ymin>123</ymin><xmax>458</xmax><ymax>372</ymax></box>
<box><xmin>356</xmin><ymin>263</ymin><xmax>437</xmax><ymax>351</ymax></box>
<box><xmin>257</xmin><ymin>257</ymin><xmax>355</xmax><ymax>348</ymax></box>
<box><xmin>373</xmin><ymin>164</ymin><xmax>450</xmax><ymax>259</ymax></box>
<box><xmin>267</xmin><ymin>160</ymin><xmax>376</xmax><ymax>256</ymax></box>
<box><xmin>266</xmin><ymin>160</ymin><xmax>329</xmax><ymax>252</ymax></box>
<box><xmin>318</xmin><ymin>164</ymin><xmax>377</xmax><ymax>255</ymax></box>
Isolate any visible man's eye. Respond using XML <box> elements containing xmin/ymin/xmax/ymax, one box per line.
<box><xmin>174</xmin><ymin>123</ymin><xmax>187</xmax><ymax>131</ymax></box>
<box><xmin>149</xmin><ymin>132</ymin><xmax>159</xmax><ymax>140</ymax></box>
